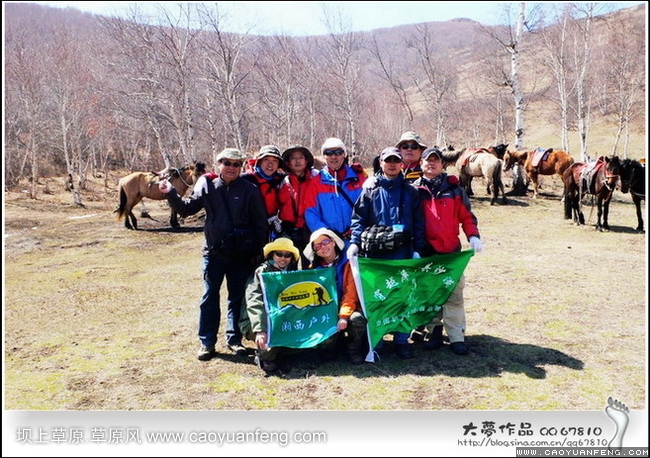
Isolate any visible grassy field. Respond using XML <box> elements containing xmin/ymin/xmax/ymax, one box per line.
<box><xmin>3</xmin><ymin>171</ymin><xmax>647</xmax><ymax>411</ymax></box>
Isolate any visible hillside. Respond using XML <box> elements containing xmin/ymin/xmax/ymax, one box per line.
<box><xmin>3</xmin><ymin>2</ymin><xmax>646</xmax><ymax>185</ymax></box>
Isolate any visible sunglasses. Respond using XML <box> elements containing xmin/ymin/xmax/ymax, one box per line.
<box><xmin>312</xmin><ymin>238</ymin><xmax>333</xmax><ymax>251</ymax></box>
<box><xmin>220</xmin><ymin>160</ymin><xmax>242</xmax><ymax>168</ymax></box>
<box><xmin>400</xmin><ymin>143</ymin><xmax>421</xmax><ymax>150</ymax></box>
<box><xmin>323</xmin><ymin>149</ymin><xmax>344</xmax><ymax>156</ymax></box>
<box><xmin>273</xmin><ymin>251</ymin><xmax>293</xmax><ymax>259</ymax></box>
<box><xmin>383</xmin><ymin>156</ymin><xmax>402</xmax><ymax>163</ymax></box>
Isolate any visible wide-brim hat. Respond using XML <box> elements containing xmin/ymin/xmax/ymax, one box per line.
<box><xmin>216</xmin><ymin>148</ymin><xmax>246</xmax><ymax>162</ymax></box>
<box><xmin>282</xmin><ymin>145</ymin><xmax>314</xmax><ymax>169</ymax></box>
<box><xmin>263</xmin><ymin>237</ymin><xmax>300</xmax><ymax>262</ymax></box>
<box><xmin>255</xmin><ymin>145</ymin><xmax>283</xmax><ymax>166</ymax></box>
<box><xmin>303</xmin><ymin>228</ymin><xmax>345</xmax><ymax>262</ymax></box>
<box><xmin>395</xmin><ymin>131</ymin><xmax>427</xmax><ymax>149</ymax></box>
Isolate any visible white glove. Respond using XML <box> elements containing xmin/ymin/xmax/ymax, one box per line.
<box><xmin>158</xmin><ymin>179</ymin><xmax>172</xmax><ymax>194</ymax></box>
<box><xmin>346</xmin><ymin>243</ymin><xmax>359</xmax><ymax>259</ymax></box>
<box><xmin>267</xmin><ymin>215</ymin><xmax>282</xmax><ymax>233</ymax></box>
<box><xmin>412</xmin><ymin>251</ymin><xmax>421</xmax><ymax>259</ymax></box>
<box><xmin>469</xmin><ymin>236</ymin><xmax>483</xmax><ymax>253</ymax></box>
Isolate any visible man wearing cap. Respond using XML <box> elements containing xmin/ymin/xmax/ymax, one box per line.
<box><xmin>395</xmin><ymin>131</ymin><xmax>428</xmax><ymax>182</ymax></box>
<box><xmin>347</xmin><ymin>147</ymin><xmax>425</xmax><ymax>359</ymax></box>
<box><xmin>303</xmin><ymin>137</ymin><xmax>368</xmax><ymax>241</ymax></box>
<box><xmin>413</xmin><ymin>147</ymin><xmax>483</xmax><ymax>356</ymax></box>
<box><xmin>159</xmin><ymin>148</ymin><xmax>268</xmax><ymax>361</ymax></box>
<box><xmin>278</xmin><ymin>145</ymin><xmax>319</xmax><ymax>269</ymax></box>
<box><xmin>242</xmin><ymin>145</ymin><xmax>286</xmax><ymax>242</ymax></box>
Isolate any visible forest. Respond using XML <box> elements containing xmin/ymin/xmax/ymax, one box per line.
<box><xmin>3</xmin><ymin>2</ymin><xmax>646</xmax><ymax>202</ymax></box>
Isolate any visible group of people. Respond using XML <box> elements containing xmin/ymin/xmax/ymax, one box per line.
<box><xmin>159</xmin><ymin>131</ymin><xmax>483</xmax><ymax>374</ymax></box>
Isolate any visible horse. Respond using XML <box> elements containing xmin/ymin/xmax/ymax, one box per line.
<box><xmin>456</xmin><ymin>151</ymin><xmax>507</xmax><ymax>205</ymax></box>
<box><xmin>562</xmin><ymin>155</ymin><xmax>621</xmax><ymax>231</ymax></box>
<box><xmin>503</xmin><ymin>148</ymin><xmax>575</xmax><ymax>198</ymax></box>
<box><xmin>116</xmin><ymin>161</ymin><xmax>206</xmax><ymax>230</ymax></box>
<box><xmin>486</xmin><ymin>143</ymin><xmax>509</xmax><ymax>159</ymax></box>
<box><xmin>618</xmin><ymin>158</ymin><xmax>646</xmax><ymax>232</ymax></box>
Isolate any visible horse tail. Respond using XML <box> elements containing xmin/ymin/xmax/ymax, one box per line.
<box><xmin>492</xmin><ymin>159</ymin><xmax>504</xmax><ymax>191</ymax></box>
<box><xmin>116</xmin><ymin>183</ymin><xmax>127</xmax><ymax>220</ymax></box>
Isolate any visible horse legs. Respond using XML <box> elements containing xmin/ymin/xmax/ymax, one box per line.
<box><xmin>169</xmin><ymin>208</ymin><xmax>181</xmax><ymax>229</ymax></box>
<box><xmin>530</xmin><ymin>172</ymin><xmax>539</xmax><ymax>198</ymax></box>
<box><xmin>597</xmin><ymin>196</ymin><xmax>612</xmax><ymax>231</ymax></box>
<box><xmin>126</xmin><ymin>211</ymin><xmax>138</xmax><ymax>230</ymax></box>
<box><xmin>499</xmin><ymin>182</ymin><xmax>507</xmax><ymax>204</ymax></box>
<box><xmin>633</xmin><ymin>196</ymin><xmax>644</xmax><ymax>232</ymax></box>
<box><xmin>125</xmin><ymin>196</ymin><xmax>141</xmax><ymax>230</ymax></box>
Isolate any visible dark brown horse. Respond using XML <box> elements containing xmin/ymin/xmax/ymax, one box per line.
<box><xmin>503</xmin><ymin>148</ymin><xmax>575</xmax><ymax>198</ymax></box>
<box><xmin>562</xmin><ymin>156</ymin><xmax>621</xmax><ymax>231</ymax></box>
<box><xmin>116</xmin><ymin>162</ymin><xmax>206</xmax><ymax>229</ymax></box>
<box><xmin>618</xmin><ymin>158</ymin><xmax>646</xmax><ymax>232</ymax></box>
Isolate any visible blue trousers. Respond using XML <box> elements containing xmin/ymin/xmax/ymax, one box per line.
<box><xmin>199</xmin><ymin>254</ymin><xmax>254</xmax><ymax>348</ymax></box>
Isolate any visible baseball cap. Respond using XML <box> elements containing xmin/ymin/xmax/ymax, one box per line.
<box><xmin>422</xmin><ymin>147</ymin><xmax>443</xmax><ymax>160</ymax></box>
<box><xmin>380</xmin><ymin>147</ymin><xmax>402</xmax><ymax>161</ymax></box>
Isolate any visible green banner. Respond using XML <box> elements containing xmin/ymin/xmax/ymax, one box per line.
<box><xmin>352</xmin><ymin>250</ymin><xmax>474</xmax><ymax>350</ymax></box>
<box><xmin>261</xmin><ymin>267</ymin><xmax>339</xmax><ymax>349</ymax></box>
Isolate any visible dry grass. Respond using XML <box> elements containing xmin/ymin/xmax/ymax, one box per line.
<box><xmin>3</xmin><ymin>171</ymin><xmax>647</xmax><ymax>411</ymax></box>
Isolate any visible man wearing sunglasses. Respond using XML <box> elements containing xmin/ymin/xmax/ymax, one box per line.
<box><xmin>303</xmin><ymin>137</ymin><xmax>368</xmax><ymax>243</ymax></box>
<box><xmin>395</xmin><ymin>131</ymin><xmax>428</xmax><ymax>182</ymax></box>
<box><xmin>159</xmin><ymin>148</ymin><xmax>268</xmax><ymax>362</ymax></box>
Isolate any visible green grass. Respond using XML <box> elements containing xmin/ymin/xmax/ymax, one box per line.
<box><xmin>3</xmin><ymin>174</ymin><xmax>647</xmax><ymax>411</ymax></box>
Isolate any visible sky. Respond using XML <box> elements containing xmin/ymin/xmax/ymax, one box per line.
<box><xmin>18</xmin><ymin>1</ymin><xmax>645</xmax><ymax>36</ymax></box>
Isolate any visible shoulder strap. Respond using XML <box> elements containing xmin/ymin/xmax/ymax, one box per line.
<box><xmin>336</xmin><ymin>184</ymin><xmax>356</xmax><ymax>207</ymax></box>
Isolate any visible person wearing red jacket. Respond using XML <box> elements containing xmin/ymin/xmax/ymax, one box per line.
<box><xmin>413</xmin><ymin>147</ymin><xmax>483</xmax><ymax>355</ymax></box>
<box><xmin>278</xmin><ymin>145</ymin><xmax>319</xmax><ymax>269</ymax></box>
<box><xmin>242</xmin><ymin>145</ymin><xmax>286</xmax><ymax>241</ymax></box>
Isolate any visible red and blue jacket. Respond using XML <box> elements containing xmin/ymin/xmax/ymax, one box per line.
<box><xmin>303</xmin><ymin>164</ymin><xmax>368</xmax><ymax>236</ymax></box>
<box><xmin>413</xmin><ymin>173</ymin><xmax>480</xmax><ymax>254</ymax></box>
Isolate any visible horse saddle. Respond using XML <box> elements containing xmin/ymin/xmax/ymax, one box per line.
<box><xmin>580</xmin><ymin>158</ymin><xmax>605</xmax><ymax>194</ymax></box>
<box><xmin>531</xmin><ymin>148</ymin><xmax>552</xmax><ymax>168</ymax></box>
<box><xmin>458</xmin><ymin>148</ymin><xmax>487</xmax><ymax>168</ymax></box>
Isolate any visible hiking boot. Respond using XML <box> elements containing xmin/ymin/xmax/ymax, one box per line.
<box><xmin>394</xmin><ymin>343</ymin><xmax>414</xmax><ymax>360</ymax></box>
<box><xmin>424</xmin><ymin>326</ymin><xmax>444</xmax><ymax>350</ymax></box>
<box><xmin>450</xmin><ymin>341</ymin><xmax>469</xmax><ymax>355</ymax></box>
<box><xmin>197</xmin><ymin>345</ymin><xmax>216</xmax><ymax>361</ymax></box>
<box><xmin>254</xmin><ymin>351</ymin><xmax>279</xmax><ymax>373</ymax></box>
<box><xmin>410</xmin><ymin>325</ymin><xmax>426</xmax><ymax>342</ymax></box>
<box><xmin>227</xmin><ymin>343</ymin><xmax>247</xmax><ymax>356</ymax></box>
<box><xmin>349</xmin><ymin>351</ymin><xmax>365</xmax><ymax>365</ymax></box>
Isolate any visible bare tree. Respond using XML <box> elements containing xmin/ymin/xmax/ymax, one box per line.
<box><xmin>479</xmin><ymin>2</ymin><xmax>533</xmax><ymax>195</ymax></box>
<box><xmin>408</xmin><ymin>23</ymin><xmax>458</xmax><ymax>147</ymax></box>
<box><xmin>195</xmin><ymin>3</ymin><xmax>256</xmax><ymax>157</ymax></box>
<box><xmin>595</xmin><ymin>10</ymin><xmax>645</xmax><ymax>157</ymax></box>
<box><xmin>318</xmin><ymin>4</ymin><xmax>366</xmax><ymax>156</ymax></box>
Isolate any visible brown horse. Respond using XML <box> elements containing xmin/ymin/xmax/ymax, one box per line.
<box><xmin>456</xmin><ymin>151</ymin><xmax>507</xmax><ymax>205</ymax></box>
<box><xmin>503</xmin><ymin>148</ymin><xmax>575</xmax><ymax>198</ymax></box>
<box><xmin>116</xmin><ymin>162</ymin><xmax>206</xmax><ymax>229</ymax></box>
<box><xmin>562</xmin><ymin>156</ymin><xmax>621</xmax><ymax>231</ymax></box>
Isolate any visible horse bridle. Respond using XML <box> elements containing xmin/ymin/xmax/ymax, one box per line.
<box><xmin>170</xmin><ymin>167</ymin><xmax>194</xmax><ymax>188</ymax></box>
<box><xmin>602</xmin><ymin>164</ymin><xmax>620</xmax><ymax>192</ymax></box>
